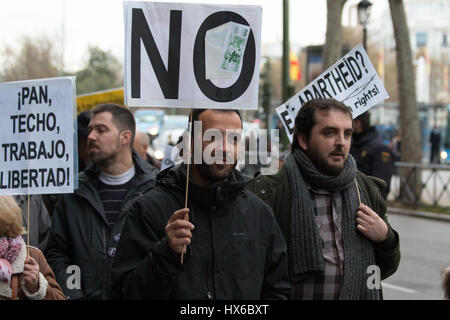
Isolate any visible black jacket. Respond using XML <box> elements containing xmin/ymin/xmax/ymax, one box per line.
<box><xmin>46</xmin><ymin>150</ymin><xmax>157</xmax><ymax>300</ymax></box>
<box><xmin>351</xmin><ymin>127</ymin><xmax>395</xmax><ymax>198</ymax></box>
<box><xmin>111</xmin><ymin>165</ymin><xmax>291</xmax><ymax>300</ymax></box>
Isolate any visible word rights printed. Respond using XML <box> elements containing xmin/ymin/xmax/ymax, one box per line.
<box><xmin>276</xmin><ymin>44</ymin><xmax>389</xmax><ymax>141</ymax></box>
<box><xmin>0</xmin><ymin>77</ymin><xmax>76</xmax><ymax>195</ymax></box>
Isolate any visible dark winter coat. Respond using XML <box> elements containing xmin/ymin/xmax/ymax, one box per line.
<box><xmin>350</xmin><ymin>127</ymin><xmax>395</xmax><ymax>198</ymax></box>
<box><xmin>111</xmin><ymin>164</ymin><xmax>291</xmax><ymax>300</ymax></box>
<box><xmin>246</xmin><ymin>165</ymin><xmax>400</xmax><ymax>283</ymax></box>
<box><xmin>45</xmin><ymin>150</ymin><xmax>157</xmax><ymax>300</ymax></box>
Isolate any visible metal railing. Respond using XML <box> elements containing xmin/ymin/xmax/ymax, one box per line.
<box><xmin>389</xmin><ymin>162</ymin><xmax>450</xmax><ymax>207</ymax></box>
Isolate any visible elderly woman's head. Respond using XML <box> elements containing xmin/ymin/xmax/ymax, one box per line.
<box><xmin>0</xmin><ymin>195</ymin><xmax>25</xmax><ymax>238</ymax></box>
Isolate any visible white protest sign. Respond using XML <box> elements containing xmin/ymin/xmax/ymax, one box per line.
<box><xmin>0</xmin><ymin>77</ymin><xmax>76</xmax><ymax>195</ymax></box>
<box><xmin>276</xmin><ymin>44</ymin><xmax>389</xmax><ymax>141</ymax></box>
<box><xmin>124</xmin><ymin>1</ymin><xmax>262</xmax><ymax>110</ymax></box>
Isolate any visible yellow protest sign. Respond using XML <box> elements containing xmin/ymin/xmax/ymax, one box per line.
<box><xmin>76</xmin><ymin>87</ymin><xmax>124</xmax><ymax>113</ymax></box>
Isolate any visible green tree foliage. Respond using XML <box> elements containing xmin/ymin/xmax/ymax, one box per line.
<box><xmin>75</xmin><ymin>46</ymin><xmax>122</xmax><ymax>95</ymax></box>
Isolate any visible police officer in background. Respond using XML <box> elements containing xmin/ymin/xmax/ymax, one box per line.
<box><xmin>350</xmin><ymin>112</ymin><xmax>395</xmax><ymax>199</ymax></box>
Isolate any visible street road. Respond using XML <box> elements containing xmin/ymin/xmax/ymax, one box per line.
<box><xmin>382</xmin><ymin>213</ymin><xmax>450</xmax><ymax>300</ymax></box>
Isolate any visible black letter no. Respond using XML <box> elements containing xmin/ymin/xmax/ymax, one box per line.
<box><xmin>194</xmin><ymin>12</ymin><xmax>256</xmax><ymax>102</ymax></box>
<box><xmin>131</xmin><ymin>8</ymin><xmax>182</xmax><ymax>99</ymax></box>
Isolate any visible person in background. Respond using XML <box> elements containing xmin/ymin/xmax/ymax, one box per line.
<box><xmin>429</xmin><ymin>125</ymin><xmax>441</xmax><ymax>164</ymax></box>
<box><xmin>389</xmin><ymin>130</ymin><xmax>401</xmax><ymax>161</ymax></box>
<box><xmin>0</xmin><ymin>195</ymin><xmax>65</xmax><ymax>300</ymax></box>
<box><xmin>443</xmin><ymin>266</ymin><xmax>450</xmax><ymax>300</ymax></box>
<box><xmin>135</xmin><ymin>130</ymin><xmax>162</xmax><ymax>170</ymax></box>
<box><xmin>350</xmin><ymin>112</ymin><xmax>395</xmax><ymax>199</ymax></box>
<box><xmin>77</xmin><ymin>110</ymin><xmax>92</xmax><ymax>172</ymax></box>
<box><xmin>46</xmin><ymin>103</ymin><xmax>157</xmax><ymax>300</ymax></box>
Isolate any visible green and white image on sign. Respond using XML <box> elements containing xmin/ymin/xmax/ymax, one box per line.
<box><xmin>219</xmin><ymin>22</ymin><xmax>251</xmax><ymax>73</ymax></box>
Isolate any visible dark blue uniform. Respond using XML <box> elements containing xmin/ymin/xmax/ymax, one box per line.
<box><xmin>350</xmin><ymin>127</ymin><xmax>395</xmax><ymax>199</ymax></box>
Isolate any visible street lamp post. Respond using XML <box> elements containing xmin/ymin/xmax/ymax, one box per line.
<box><xmin>357</xmin><ymin>0</ymin><xmax>373</xmax><ymax>50</ymax></box>
<box><xmin>280</xmin><ymin>0</ymin><xmax>291</xmax><ymax>149</ymax></box>
<box><xmin>282</xmin><ymin>0</ymin><xmax>290</xmax><ymax>102</ymax></box>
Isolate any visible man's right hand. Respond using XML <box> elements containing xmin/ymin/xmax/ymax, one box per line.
<box><xmin>165</xmin><ymin>208</ymin><xmax>194</xmax><ymax>254</ymax></box>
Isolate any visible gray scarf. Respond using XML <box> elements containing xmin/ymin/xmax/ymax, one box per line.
<box><xmin>285</xmin><ymin>148</ymin><xmax>380</xmax><ymax>299</ymax></box>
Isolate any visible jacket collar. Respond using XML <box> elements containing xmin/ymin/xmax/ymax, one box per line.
<box><xmin>157</xmin><ymin>164</ymin><xmax>249</xmax><ymax>210</ymax></box>
<box><xmin>74</xmin><ymin>150</ymin><xmax>157</xmax><ymax>224</ymax></box>
<box><xmin>83</xmin><ymin>149</ymin><xmax>154</xmax><ymax>180</ymax></box>
<box><xmin>352</xmin><ymin>126</ymin><xmax>380</xmax><ymax>147</ymax></box>
<box><xmin>77</xmin><ymin>150</ymin><xmax>156</xmax><ymax>196</ymax></box>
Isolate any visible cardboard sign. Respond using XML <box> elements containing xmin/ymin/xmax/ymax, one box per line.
<box><xmin>0</xmin><ymin>77</ymin><xmax>76</xmax><ymax>195</ymax></box>
<box><xmin>124</xmin><ymin>1</ymin><xmax>262</xmax><ymax>110</ymax></box>
<box><xmin>77</xmin><ymin>87</ymin><xmax>124</xmax><ymax>113</ymax></box>
<box><xmin>276</xmin><ymin>44</ymin><xmax>389</xmax><ymax>141</ymax></box>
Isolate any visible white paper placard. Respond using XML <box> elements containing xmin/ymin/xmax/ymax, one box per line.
<box><xmin>276</xmin><ymin>44</ymin><xmax>389</xmax><ymax>141</ymax></box>
<box><xmin>124</xmin><ymin>1</ymin><xmax>262</xmax><ymax>110</ymax></box>
<box><xmin>0</xmin><ymin>77</ymin><xmax>76</xmax><ymax>195</ymax></box>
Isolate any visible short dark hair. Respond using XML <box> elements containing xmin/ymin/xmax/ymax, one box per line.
<box><xmin>354</xmin><ymin>111</ymin><xmax>371</xmax><ymax>132</ymax></box>
<box><xmin>90</xmin><ymin>103</ymin><xmax>136</xmax><ymax>149</ymax></box>
<box><xmin>189</xmin><ymin>109</ymin><xmax>243</xmax><ymax>138</ymax></box>
<box><xmin>77</xmin><ymin>110</ymin><xmax>91</xmax><ymax>137</ymax></box>
<box><xmin>291</xmin><ymin>98</ymin><xmax>352</xmax><ymax>151</ymax></box>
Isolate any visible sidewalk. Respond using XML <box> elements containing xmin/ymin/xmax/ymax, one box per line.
<box><xmin>387</xmin><ymin>206</ymin><xmax>450</xmax><ymax>222</ymax></box>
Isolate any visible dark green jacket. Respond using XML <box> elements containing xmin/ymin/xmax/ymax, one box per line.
<box><xmin>247</xmin><ymin>165</ymin><xmax>400</xmax><ymax>282</ymax></box>
<box><xmin>46</xmin><ymin>150</ymin><xmax>157</xmax><ymax>300</ymax></box>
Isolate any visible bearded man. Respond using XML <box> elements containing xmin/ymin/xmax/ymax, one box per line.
<box><xmin>111</xmin><ymin>109</ymin><xmax>291</xmax><ymax>300</ymax></box>
<box><xmin>248</xmin><ymin>99</ymin><xmax>400</xmax><ymax>300</ymax></box>
<box><xmin>46</xmin><ymin>104</ymin><xmax>157</xmax><ymax>300</ymax></box>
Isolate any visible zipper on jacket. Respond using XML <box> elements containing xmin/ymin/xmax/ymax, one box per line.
<box><xmin>102</xmin><ymin>224</ymin><xmax>107</xmax><ymax>260</ymax></box>
<box><xmin>188</xmin><ymin>200</ymin><xmax>194</xmax><ymax>224</ymax></box>
<box><xmin>205</xmin><ymin>211</ymin><xmax>215</xmax><ymax>300</ymax></box>
<box><xmin>190</xmin><ymin>204</ymin><xmax>212</xmax><ymax>300</ymax></box>
<box><xmin>205</xmin><ymin>259</ymin><xmax>214</xmax><ymax>300</ymax></box>
<box><xmin>102</xmin><ymin>224</ymin><xmax>108</xmax><ymax>298</ymax></box>
<box><xmin>118</xmin><ymin>192</ymin><xmax>142</xmax><ymax>221</ymax></box>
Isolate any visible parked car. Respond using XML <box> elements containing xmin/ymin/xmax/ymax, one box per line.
<box><xmin>151</xmin><ymin>115</ymin><xmax>189</xmax><ymax>160</ymax></box>
<box><xmin>134</xmin><ymin>109</ymin><xmax>165</xmax><ymax>140</ymax></box>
